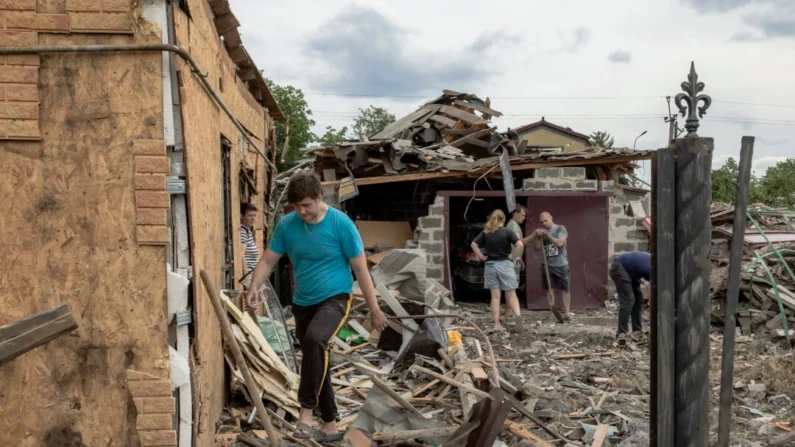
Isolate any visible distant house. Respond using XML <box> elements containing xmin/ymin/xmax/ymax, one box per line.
<box><xmin>512</xmin><ymin>117</ymin><xmax>590</xmax><ymax>152</ymax></box>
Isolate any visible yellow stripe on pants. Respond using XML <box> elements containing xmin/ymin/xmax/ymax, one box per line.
<box><xmin>317</xmin><ymin>293</ymin><xmax>353</xmax><ymax>401</ymax></box>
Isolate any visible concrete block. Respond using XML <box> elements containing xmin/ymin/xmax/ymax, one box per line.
<box><xmin>561</xmin><ymin>167</ymin><xmax>586</xmax><ymax>180</ymax></box>
<box><xmin>419</xmin><ymin>242</ymin><xmax>442</xmax><ymax>253</ymax></box>
<box><xmin>534</xmin><ymin>167</ymin><xmax>561</xmax><ymax>179</ymax></box>
<box><xmin>432</xmin><ymin>195</ymin><xmax>445</xmax><ymax>206</ymax></box>
<box><xmin>523</xmin><ymin>180</ymin><xmax>548</xmax><ymax>190</ymax></box>
<box><xmin>418</xmin><ymin>232</ymin><xmax>432</xmax><ymax>242</ymax></box>
<box><xmin>613</xmin><ymin>242</ymin><xmax>636</xmax><ymax>253</ymax></box>
<box><xmin>615</xmin><ymin>217</ymin><xmax>637</xmax><ymax>227</ymax></box>
<box><xmin>546</xmin><ymin>181</ymin><xmax>573</xmax><ymax>190</ymax></box>
<box><xmin>429</xmin><ymin>204</ymin><xmax>444</xmax><ymax>216</ymax></box>
<box><xmin>574</xmin><ymin>180</ymin><xmax>598</xmax><ymax>191</ymax></box>
<box><xmin>418</xmin><ymin>217</ymin><xmax>442</xmax><ymax>229</ymax></box>
<box><xmin>427</xmin><ymin>268</ymin><xmax>443</xmax><ymax>280</ymax></box>
<box><xmin>628</xmin><ymin>230</ymin><xmax>649</xmax><ymax>241</ymax></box>
<box><xmin>636</xmin><ymin>242</ymin><xmax>650</xmax><ymax>252</ymax></box>
<box><xmin>599</xmin><ymin>180</ymin><xmax>615</xmax><ymax>191</ymax></box>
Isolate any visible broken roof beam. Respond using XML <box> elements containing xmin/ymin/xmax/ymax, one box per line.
<box><xmin>438</xmin><ymin>105</ymin><xmax>487</xmax><ymax>125</ymax></box>
<box><xmin>214</xmin><ymin>12</ymin><xmax>240</xmax><ymax>36</ymax></box>
<box><xmin>0</xmin><ymin>302</ymin><xmax>78</xmax><ymax>366</ymax></box>
<box><xmin>319</xmin><ymin>153</ymin><xmax>653</xmax><ymax>188</ymax></box>
<box><xmin>452</xmin><ymin>99</ymin><xmax>502</xmax><ymax>117</ymax></box>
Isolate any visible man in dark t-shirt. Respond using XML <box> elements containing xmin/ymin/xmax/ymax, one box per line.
<box><xmin>609</xmin><ymin>251</ymin><xmax>651</xmax><ymax>337</ymax></box>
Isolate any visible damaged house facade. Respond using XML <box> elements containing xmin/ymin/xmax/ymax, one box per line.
<box><xmin>0</xmin><ymin>0</ymin><xmax>283</xmax><ymax>446</ymax></box>
<box><xmin>293</xmin><ymin>91</ymin><xmax>651</xmax><ymax>310</ymax></box>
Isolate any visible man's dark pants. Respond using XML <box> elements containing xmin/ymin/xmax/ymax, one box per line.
<box><xmin>292</xmin><ymin>293</ymin><xmax>352</xmax><ymax>422</ymax></box>
<box><xmin>609</xmin><ymin>258</ymin><xmax>644</xmax><ymax>336</ymax></box>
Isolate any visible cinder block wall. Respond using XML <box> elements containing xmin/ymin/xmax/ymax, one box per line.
<box><xmin>414</xmin><ymin>196</ymin><xmax>446</xmax><ymax>282</ymax></box>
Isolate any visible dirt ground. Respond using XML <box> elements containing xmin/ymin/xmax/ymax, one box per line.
<box><xmin>460</xmin><ymin>298</ymin><xmax>795</xmax><ymax>446</ymax></box>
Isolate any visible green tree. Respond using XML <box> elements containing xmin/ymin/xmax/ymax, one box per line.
<box><xmin>266</xmin><ymin>79</ymin><xmax>316</xmax><ymax>170</ymax></box>
<box><xmin>316</xmin><ymin>125</ymin><xmax>349</xmax><ymax>146</ymax></box>
<box><xmin>588</xmin><ymin>130</ymin><xmax>615</xmax><ymax>149</ymax></box>
<box><xmin>352</xmin><ymin>106</ymin><xmax>396</xmax><ymax>140</ymax></box>
<box><xmin>711</xmin><ymin>157</ymin><xmax>767</xmax><ymax>205</ymax></box>
<box><xmin>758</xmin><ymin>159</ymin><xmax>795</xmax><ymax>208</ymax></box>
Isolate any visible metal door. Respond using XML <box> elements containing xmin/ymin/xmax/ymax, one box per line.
<box><xmin>524</xmin><ymin>194</ymin><xmax>609</xmax><ymax>309</ymax></box>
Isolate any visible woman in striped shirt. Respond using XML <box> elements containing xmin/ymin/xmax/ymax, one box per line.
<box><xmin>240</xmin><ymin>202</ymin><xmax>260</xmax><ymax>283</ymax></box>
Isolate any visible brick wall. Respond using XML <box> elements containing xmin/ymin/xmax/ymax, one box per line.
<box><xmin>126</xmin><ymin>370</ymin><xmax>177</xmax><ymax>447</ymax></box>
<box><xmin>133</xmin><ymin>139</ymin><xmax>172</xmax><ymax>245</ymax></box>
<box><xmin>0</xmin><ymin>0</ymin><xmax>133</xmax><ymax>141</ymax></box>
<box><xmin>415</xmin><ymin>195</ymin><xmax>445</xmax><ymax>281</ymax></box>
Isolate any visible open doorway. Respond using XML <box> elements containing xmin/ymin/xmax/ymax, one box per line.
<box><xmin>221</xmin><ymin>139</ymin><xmax>234</xmax><ymax>289</ymax></box>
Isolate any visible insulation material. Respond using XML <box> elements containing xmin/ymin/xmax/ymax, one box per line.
<box><xmin>169</xmin><ymin>346</ymin><xmax>190</xmax><ymax>390</ymax></box>
<box><xmin>370</xmin><ymin>250</ymin><xmax>428</xmax><ymax>302</ymax></box>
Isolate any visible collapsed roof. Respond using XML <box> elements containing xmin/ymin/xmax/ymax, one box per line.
<box><xmin>296</xmin><ymin>90</ymin><xmax>651</xmax><ymax>188</ymax></box>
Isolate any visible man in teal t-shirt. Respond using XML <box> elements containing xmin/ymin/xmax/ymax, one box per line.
<box><xmin>245</xmin><ymin>172</ymin><xmax>388</xmax><ymax>441</ymax></box>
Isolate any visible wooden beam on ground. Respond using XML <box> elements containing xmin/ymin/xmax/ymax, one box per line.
<box><xmin>0</xmin><ymin>302</ymin><xmax>78</xmax><ymax>366</ymax></box>
<box><xmin>372</xmin><ymin>426</ymin><xmax>459</xmax><ymax>441</ymax></box>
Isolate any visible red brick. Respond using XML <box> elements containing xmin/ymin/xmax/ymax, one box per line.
<box><xmin>0</xmin><ymin>120</ymin><xmax>6</xmax><ymax>137</ymax></box>
<box><xmin>6</xmin><ymin>84</ymin><xmax>37</xmax><ymax>102</ymax></box>
<box><xmin>140</xmin><ymin>430</ymin><xmax>177</xmax><ymax>447</ymax></box>
<box><xmin>135</xmin><ymin>156</ymin><xmax>170</xmax><ymax>174</ymax></box>
<box><xmin>136</xmin><ymin>208</ymin><xmax>167</xmax><ymax>226</ymax></box>
<box><xmin>0</xmin><ymin>0</ymin><xmax>36</xmax><ymax>10</ymax></box>
<box><xmin>136</xmin><ymin>225</ymin><xmax>171</xmax><ymax>245</ymax></box>
<box><xmin>65</xmin><ymin>0</ymin><xmax>101</xmax><ymax>12</ymax></box>
<box><xmin>0</xmin><ymin>103</ymin><xmax>37</xmax><ymax>119</ymax></box>
<box><xmin>0</xmin><ymin>86</ymin><xmax>4</xmax><ymax>101</ymax></box>
<box><xmin>6</xmin><ymin>119</ymin><xmax>39</xmax><ymax>139</ymax></box>
<box><xmin>136</xmin><ymin>413</ymin><xmax>173</xmax><ymax>430</ymax></box>
<box><xmin>69</xmin><ymin>12</ymin><xmax>132</xmax><ymax>33</ymax></box>
<box><xmin>135</xmin><ymin>191</ymin><xmax>170</xmax><ymax>208</ymax></box>
<box><xmin>0</xmin><ymin>66</ymin><xmax>37</xmax><ymax>83</ymax></box>
<box><xmin>0</xmin><ymin>31</ymin><xmax>37</xmax><ymax>47</ymax></box>
<box><xmin>134</xmin><ymin>174</ymin><xmax>166</xmax><ymax>190</ymax></box>
<box><xmin>6</xmin><ymin>54</ymin><xmax>40</xmax><ymax>66</ymax></box>
<box><xmin>102</xmin><ymin>0</ymin><xmax>129</xmax><ymax>12</ymax></box>
<box><xmin>133</xmin><ymin>139</ymin><xmax>166</xmax><ymax>155</ymax></box>
<box><xmin>6</xmin><ymin>13</ymin><xmax>69</xmax><ymax>31</ymax></box>
<box><xmin>133</xmin><ymin>397</ymin><xmax>176</xmax><ymax>414</ymax></box>
<box><xmin>128</xmin><ymin>379</ymin><xmax>171</xmax><ymax>397</ymax></box>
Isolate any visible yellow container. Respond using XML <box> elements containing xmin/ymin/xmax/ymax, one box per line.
<box><xmin>447</xmin><ymin>330</ymin><xmax>462</xmax><ymax>345</ymax></box>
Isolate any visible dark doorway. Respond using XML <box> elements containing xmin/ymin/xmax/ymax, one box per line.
<box><xmin>221</xmin><ymin>139</ymin><xmax>234</xmax><ymax>289</ymax></box>
<box><xmin>524</xmin><ymin>194</ymin><xmax>610</xmax><ymax>310</ymax></box>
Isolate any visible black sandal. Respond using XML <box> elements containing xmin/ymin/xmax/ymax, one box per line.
<box><xmin>293</xmin><ymin>422</ymin><xmax>313</xmax><ymax>439</ymax></box>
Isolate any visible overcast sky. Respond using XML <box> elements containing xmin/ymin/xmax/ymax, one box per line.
<box><xmin>233</xmin><ymin>0</ymin><xmax>795</xmax><ymax>181</ymax></box>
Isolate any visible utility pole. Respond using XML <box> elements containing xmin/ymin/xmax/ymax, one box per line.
<box><xmin>664</xmin><ymin>96</ymin><xmax>676</xmax><ymax>146</ymax></box>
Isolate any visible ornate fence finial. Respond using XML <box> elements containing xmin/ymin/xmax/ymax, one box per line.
<box><xmin>675</xmin><ymin>61</ymin><xmax>712</xmax><ymax>138</ymax></box>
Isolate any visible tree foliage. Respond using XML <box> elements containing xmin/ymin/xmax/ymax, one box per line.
<box><xmin>266</xmin><ymin>79</ymin><xmax>316</xmax><ymax>170</ymax></box>
<box><xmin>316</xmin><ymin>125</ymin><xmax>349</xmax><ymax>146</ymax></box>
<box><xmin>711</xmin><ymin>157</ymin><xmax>795</xmax><ymax>208</ymax></box>
<box><xmin>588</xmin><ymin>130</ymin><xmax>615</xmax><ymax>149</ymax></box>
<box><xmin>352</xmin><ymin>106</ymin><xmax>396</xmax><ymax>139</ymax></box>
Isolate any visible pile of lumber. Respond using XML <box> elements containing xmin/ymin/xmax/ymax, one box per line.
<box><xmin>709</xmin><ymin>203</ymin><xmax>795</xmax><ymax>341</ymax></box>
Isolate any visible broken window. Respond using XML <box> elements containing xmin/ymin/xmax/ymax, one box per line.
<box><xmin>221</xmin><ymin>138</ymin><xmax>234</xmax><ymax>289</ymax></box>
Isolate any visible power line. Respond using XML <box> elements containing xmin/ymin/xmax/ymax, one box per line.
<box><xmin>304</xmin><ymin>91</ymin><xmax>795</xmax><ymax>109</ymax></box>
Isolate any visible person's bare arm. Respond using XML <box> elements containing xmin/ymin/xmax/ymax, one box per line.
<box><xmin>471</xmin><ymin>241</ymin><xmax>487</xmax><ymax>261</ymax></box>
<box><xmin>510</xmin><ymin>240</ymin><xmax>524</xmax><ymax>260</ymax></box>
<box><xmin>547</xmin><ymin>233</ymin><xmax>567</xmax><ymax>247</ymax></box>
<box><xmin>244</xmin><ymin>248</ymin><xmax>282</xmax><ymax>311</ymax></box>
<box><xmin>240</xmin><ymin>243</ymin><xmax>249</xmax><ymax>277</ymax></box>
<box><xmin>350</xmin><ymin>253</ymin><xmax>388</xmax><ymax>331</ymax></box>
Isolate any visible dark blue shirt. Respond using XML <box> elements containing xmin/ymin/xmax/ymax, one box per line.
<box><xmin>618</xmin><ymin>251</ymin><xmax>651</xmax><ymax>282</ymax></box>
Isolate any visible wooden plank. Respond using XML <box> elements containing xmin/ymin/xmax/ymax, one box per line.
<box><xmin>237</xmin><ymin>68</ymin><xmax>257</xmax><ymax>82</ymax></box>
<box><xmin>769</xmin><ymin>286</ymin><xmax>795</xmax><ymax>311</ymax></box>
<box><xmin>453</xmin><ymin>99</ymin><xmax>503</xmax><ymax>117</ymax></box>
<box><xmin>372</xmin><ymin>426</ymin><xmax>458</xmax><ymax>441</ymax></box>
<box><xmin>429</xmin><ymin>114</ymin><xmax>458</xmax><ymax>128</ymax></box>
<box><xmin>651</xmin><ymin>148</ymin><xmax>675</xmax><ymax>447</ymax></box>
<box><xmin>0</xmin><ymin>303</ymin><xmax>78</xmax><ymax>366</ymax></box>
<box><xmin>438</xmin><ymin>105</ymin><xmax>487</xmax><ymax>125</ymax></box>
<box><xmin>503</xmin><ymin>421</ymin><xmax>554</xmax><ymax>446</ymax></box>
<box><xmin>320</xmin><ymin>153</ymin><xmax>652</xmax><ymax>188</ymax></box>
<box><xmin>375</xmin><ymin>283</ymin><xmax>419</xmax><ymax>332</ymax></box>
<box><xmin>371</xmin><ymin>376</ymin><xmax>426</xmax><ymax>418</ymax></box>
<box><xmin>213</xmin><ymin>12</ymin><xmax>240</xmax><ymax>36</ymax></box>
<box><xmin>452</xmin><ymin>348</ymin><xmax>478</xmax><ymax>421</ymax></box>
<box><xmin>410</xmin><ymin>365</ymin><xmax>491</xmax><ymax>400</ymax></box>
<box><xmin>592</xmin><ymin>424</ymin><xmax>609</xmax><ymax>447</ymax></box>
<box><xmin>347</xmin><ymin>320</ymin><xmax>371</xmax><ymax>339</ymax></box>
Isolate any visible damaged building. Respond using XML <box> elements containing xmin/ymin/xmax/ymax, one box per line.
<box><xmin>284</xmin><ymin>91</ymin><xmax>652</xmax><ymax>310</ymax></box>
<box><xmin>0</xmin><ymin>0</ymin><xmax>284</xmax><ymax>445</ymax></box>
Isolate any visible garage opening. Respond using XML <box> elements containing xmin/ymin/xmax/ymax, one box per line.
<box><xmin>446</xmin><ymin>195</ymin><xmax>526</xmax><ymax>301</ymax></box>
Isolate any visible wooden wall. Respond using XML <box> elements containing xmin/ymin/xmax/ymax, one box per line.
<box><xmin>0</xmin><ymin>10</ymin><xmax>169</xmax><ymax>447</ymax></box>
<box><xmin>172</xmin><ymin>0</ymin><xmax>269</xmax><ymax>444</ymax></box>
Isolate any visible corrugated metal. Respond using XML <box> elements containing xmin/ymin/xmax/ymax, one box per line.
<box><xmin>523</xmin><ymin>195</ymin><xmax>610</xmax><ymax>310</ymax></box>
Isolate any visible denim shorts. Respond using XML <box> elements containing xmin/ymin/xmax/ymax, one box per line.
<box><xmin>484</xmin><ymin>259</ymin><xmax>518</xmax><ymax>291</ymax></box>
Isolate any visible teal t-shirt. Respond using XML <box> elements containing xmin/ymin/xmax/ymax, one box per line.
<box><xmin>268</xmin><ymin>207</ymin><xmax>363</xmax><ymax>306</ymax></box>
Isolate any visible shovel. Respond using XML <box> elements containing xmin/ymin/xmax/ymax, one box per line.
<box><xmin>541</xmin><ymin>246</ymin><xmax>565</xmax><ymax>323</ymax></box>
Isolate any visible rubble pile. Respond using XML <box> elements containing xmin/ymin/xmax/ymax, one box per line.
<box><xmin>708</xmin><ymin>203</ymin><xmax>795</xmax><ymax>343</ymax></box>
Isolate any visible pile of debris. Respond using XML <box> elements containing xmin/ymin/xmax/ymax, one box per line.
<box><xmin>709</xmin><ymin>202</ymin><xmax>795</xmax><ymax>344</ymax></box>
<box><xmin>214</xmin><ymin>247</ymin><xmax>645</xmax><ymax>447</ymax></box>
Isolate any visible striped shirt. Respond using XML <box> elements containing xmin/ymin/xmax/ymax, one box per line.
<box><xmin>240</xmin><ymin>224</ymin><xmax>259</xmax><ymax>270</ymax></box>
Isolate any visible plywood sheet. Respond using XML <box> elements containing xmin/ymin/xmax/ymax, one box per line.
<box><xmin>0</xmin><ymin>30</ymin><xmax>168</xmax><ymax>446</ymax></box>
<box><xmin>355</xmin><ymin>221</ymin><xmax>413</xmax><ymax>250</ymax></box>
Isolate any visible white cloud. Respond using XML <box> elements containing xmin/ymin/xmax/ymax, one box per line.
<box><xmin>230</xmin><ymin>0</ymin><xmax>795</xmax><ymax>170</ymax></box>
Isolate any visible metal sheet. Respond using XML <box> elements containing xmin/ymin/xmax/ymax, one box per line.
<box><xmin>523</xmin><ymin>195</ymin><xmax>610</xmax><ymax>310</ymax></box>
